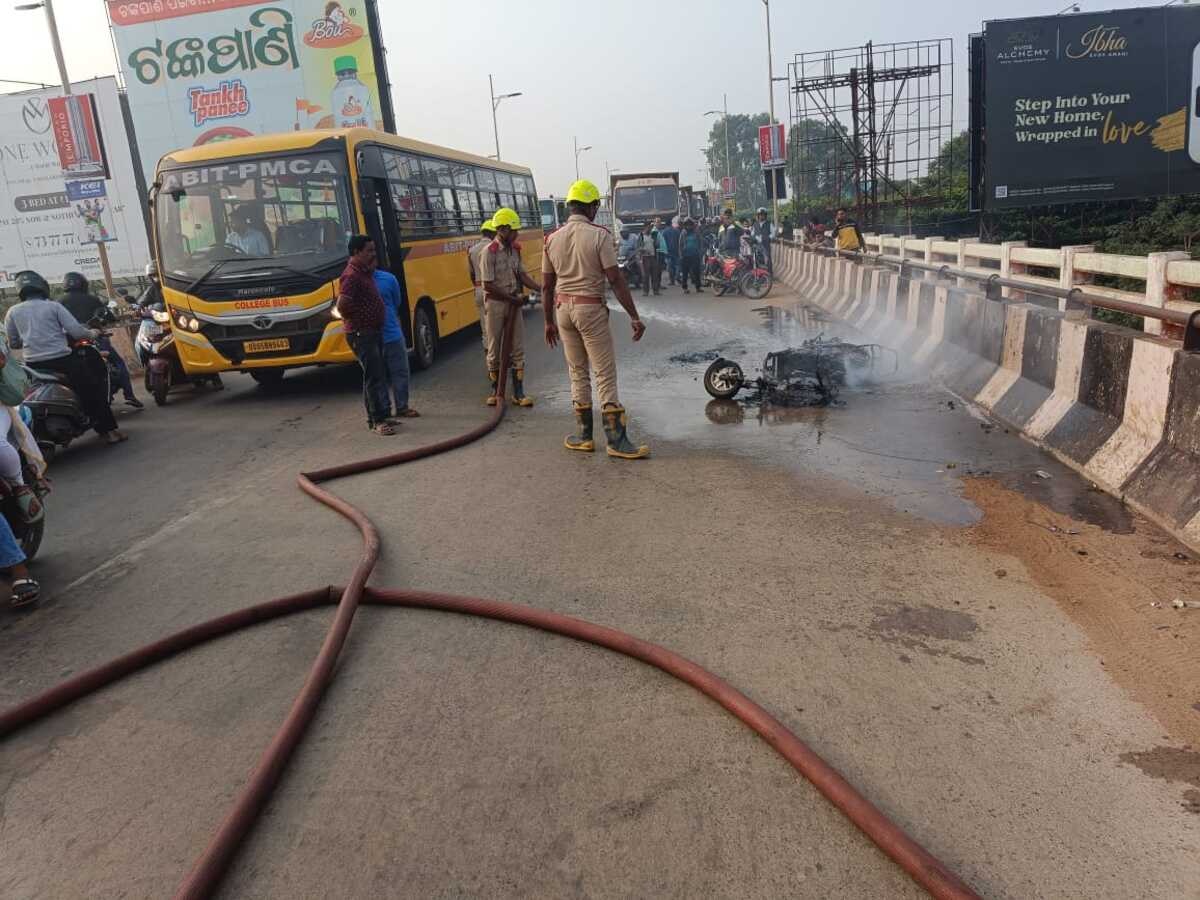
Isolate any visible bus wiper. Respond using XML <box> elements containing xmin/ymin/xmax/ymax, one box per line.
<box><xmin>183</xmin><ymin>256</ymin><xmax>272</xmax><ymax>294</ymax></box>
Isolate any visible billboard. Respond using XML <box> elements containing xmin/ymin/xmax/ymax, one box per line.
<box><xmin>47</xmin><ymin>94</ymin><xmax>109</xmax><ymax>180</ymax></box>
<box><xmin>0</xmin><ymin>78</ymin><xmax>150</xmax><ymax>287</ymax></box>
<box><xmin>107</xmin><ymin>0</ymin><xmax>395</xmax><ymax>185</ymax></box>
<box><xmin>979</xmin><ymin>6</ymin><xmax>1200</xmax><ymax>208</ymax></box>
<box><xmin>758</xmin><ymin>123</ymin><xmax>786</xmax><ymax>169</ymax></box>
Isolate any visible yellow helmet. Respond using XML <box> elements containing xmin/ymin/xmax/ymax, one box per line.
<box><xmin>492</xmin><ymin>207</ymin><xmax>520</xmax><ymax>229</ymax></box>
<box><xmin>480</xmin><ymin>218</ymin><xmax>496</xmax><ymax>234</ymax></box>
<box><xmin>566</xmin><ymin>179</ymin><xmax>601</xmax><ymax>204</ymax></box>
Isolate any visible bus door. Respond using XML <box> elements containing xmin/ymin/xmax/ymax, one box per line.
<box><xmin>356</xmin><ymin>149</ymin><xmax>413</xmax><ymax>348</ymax></box>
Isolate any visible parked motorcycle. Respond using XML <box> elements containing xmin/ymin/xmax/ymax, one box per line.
<box><xmin>134</xmin><ymin>297</ymin><xmax>222</xmax><ymax>405</ymax></box>
<box><xmin>704</xmin><ymin>237</ymin><xmax>772</xmax><ymax>300</ymax></box>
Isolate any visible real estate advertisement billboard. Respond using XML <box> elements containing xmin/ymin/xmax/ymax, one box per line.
<box><xmin>980</xmin><ymin>6</ymin><xmax>1200</xmax><ymax>208</ymax></box>
<box><xmin>0</xmin><ymin>77</ymin><xmax>150</xmax><ymax>287</ymax></box>
<box><xmin>107</xmin><ymin>0</ymin><xmax>394</xmax><ymax>185</ymax></box>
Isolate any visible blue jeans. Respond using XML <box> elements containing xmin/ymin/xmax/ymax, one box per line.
<box><xmin>666</xmin><ymin>254</ymin><xmax>679</xmax><ymax>284</ymax></box>
<box><xmin>97</xmin><ymin>334</ymin><xmax>135</xmax><ymax>401</ymax></box>
<box><xmin>0</xmin><ymin>515</ymin><xmax>25</xmax><ymax>569</ymax></box>
<box><xmin>383</xmin><ymin>339</ymin><xmax>410</xmax><ymax>414</ymax></box>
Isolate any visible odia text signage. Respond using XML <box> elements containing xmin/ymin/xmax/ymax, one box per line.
<box><xmin>107</xmin><ymin>0</ymin><xmax>395</xmax><ymax>184</ymax></box>
<box><xmin>980</xmin><ymin>6</ymin><xmax>1200</xmax><ymax>208</ymax></box>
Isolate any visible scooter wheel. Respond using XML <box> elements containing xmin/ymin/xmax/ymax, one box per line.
<box><xmin>152</xmin><ymin>378</ymin><xmax>169</xmax><ymax>406</ymax></box>
<box><xmin>703</xmin><ymin>358</ymin><xmax>745</xmax><ymax>399</ymax></box>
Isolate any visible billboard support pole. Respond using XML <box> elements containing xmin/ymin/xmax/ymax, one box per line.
<box><xmin>34</xmin><ymin>0</ymin><xmax>118</xmax><ymax>299</ymax></box>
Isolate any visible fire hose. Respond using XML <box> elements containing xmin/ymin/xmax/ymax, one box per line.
<box><xmin>0</xmin><ymin>304</ymin><xmax>982</xmax><ymax>900</ymax></box>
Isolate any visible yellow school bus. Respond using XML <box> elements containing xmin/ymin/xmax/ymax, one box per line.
<box><xmin>151</xmin><ymin>128</ymin><xmax>543</xmax><ymax>384</ymax></box>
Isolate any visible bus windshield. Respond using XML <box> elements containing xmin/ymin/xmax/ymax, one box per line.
<box><xmin>155</xmin><ymin>151</ymin><xmax>354</xmax><ymax>286</ymax></box>
<box><xmin>614</xmin><ymin>185</ymin><xmax>678</xmax><ymax>215</ymax></box>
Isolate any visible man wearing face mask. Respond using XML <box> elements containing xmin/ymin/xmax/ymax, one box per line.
<box><xmin>479</xmin><ymin>207</ymin><xmax>540</xmax><ymax>406</ymax></box>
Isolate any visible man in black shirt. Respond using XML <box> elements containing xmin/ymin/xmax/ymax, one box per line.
<box><xmin>59</xmin><ymin>272</ymin><xmax>142</xmax><ymax>408</ymax></box>
<box><xmin>718</xmin><ymin>210</ymin><xmax>742</xmax><ymax>255</ymax></box>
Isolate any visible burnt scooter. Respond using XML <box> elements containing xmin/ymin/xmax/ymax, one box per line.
<box><xmin>134</xmin><ymin>291</ymin><xmax>222</xmax><ymax>406</ymax></box>
<box><xmin>703</xmin><ymin>334</ymin><xmax>899</xmax><ymax>405</ymax></box>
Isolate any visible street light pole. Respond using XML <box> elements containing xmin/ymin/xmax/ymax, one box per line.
<box><xmin>763</xmin><ymin>0</ymin><xmax>780</xmax><ymax>230</ymax></box>
<box><xmin>704</xmin><ymin>96</ymin><xmax>733</xmax><ymax>211</ymax></box>
<box><xmin>573</xmin><ymin>136</ymin><xmax>591</xmax><ymax>180</ymax></box>
<box><xmin>488</xmin><ymin>74</ymin><xmax>522</xmax><ymax>161</ymax></box>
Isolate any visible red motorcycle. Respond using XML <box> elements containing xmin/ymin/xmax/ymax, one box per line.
<box><xmin>703</xmin><ymin>236</ymin><xmax>772</xmax><ymax>299</ymax></box>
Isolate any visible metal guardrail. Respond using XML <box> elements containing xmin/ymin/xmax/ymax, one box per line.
<box><xmin>776</xmin><ymin>241</ymin><xmax>1200</xmax><ymax>352</ymax></box>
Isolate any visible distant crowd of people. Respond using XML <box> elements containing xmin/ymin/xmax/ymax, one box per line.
<box><xmin>616</xmin><ymin>207</ymin><xmax>775</xmax><ymax>296</ymax></box>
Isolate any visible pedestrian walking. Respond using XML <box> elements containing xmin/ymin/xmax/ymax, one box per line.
<box><xmin>479</xmin><ymin>207</ymin><xmax>540</xmax><ymax>406</ymax></box>
<box><xmin>752</xmin><ymin>207</ymin><xmax>773</xmax><ymax>273</ymax></box>
<box><xmin>336</xmin><ymin>235</ymin><xmax>394</xmax><ymax>435</ymax></box>
<box><xmin>637</xmin><ymin>222</ymin><xmax>659</xmax><ymax>296</ymax></box>
<box><xmin>662</xmin><ymin>218</ymin><xmax>681</xmax><ymax>286</ymax></box>
<box><xmin>375</xmin><ymin>264</ymin><xmax>419</xmax><ymax>420</ymax></box>
<box><xmin>678</xmin><ymin>219</ymin><xmax>705</xmax><ymax>294</ymax></box>
<box><xmin>467</xmin><ymin>219</ymin><xmax>496</xmax><ymax>383</ymax></box>
<box><xmin>542</xmin><ymin>180</ymin><xmax>650</xmax><ymax>460</ymax></box>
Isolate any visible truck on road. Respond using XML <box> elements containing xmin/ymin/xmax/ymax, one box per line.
<box><xmin>610</xmin><ymin>172</ymin><xmax>680</xmax><ymax>230</ymax></box>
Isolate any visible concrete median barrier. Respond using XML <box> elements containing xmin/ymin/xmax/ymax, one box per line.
<box><xmin>772</xmin><ymin>241</ymin><xmax>1200</xmax><ymax>552</ymax></box>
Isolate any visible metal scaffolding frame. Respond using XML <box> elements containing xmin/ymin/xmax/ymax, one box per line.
<box><xmin>788</xmin><ymin>39</ymin><xmax>954</xmax><ymax>228</ymax></box>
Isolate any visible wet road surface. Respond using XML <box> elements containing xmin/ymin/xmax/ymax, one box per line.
<box><xmin>1</xmin><ymin>278</ymin><xmax>1198</xmax><ymax>899</ymax></box>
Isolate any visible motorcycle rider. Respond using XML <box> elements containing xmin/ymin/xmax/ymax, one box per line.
<box><xmin>718</xmin><ymin>210</ymin><xmax>743</xmax><ymax>256</ymax></box>
<box><xmin>59</xmin><ymin>272</ymin><xmax>143</xmax><ymax>408</ymax></box>
<box><xmin>5</xmin><ymin>270</ymin><xmax>126</xmax><ymax>445</ymax></box>
<box><xmin>617</xmin><ymin>229</ymin><xmax>641</xmax><ymax>289</ymax></box>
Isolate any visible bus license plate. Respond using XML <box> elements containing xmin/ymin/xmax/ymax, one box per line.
<box><xmin>243</xmin><ymin>338</ymin><xmax>289</xmax><ymax>353</ymax></box>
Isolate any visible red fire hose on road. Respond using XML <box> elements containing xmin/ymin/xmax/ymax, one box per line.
<box><xmin>0</xmin><ymin>308</ymin><xmax>982</xmax><ymax>900</ymax></box>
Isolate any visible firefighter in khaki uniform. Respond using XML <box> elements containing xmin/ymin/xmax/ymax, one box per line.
<box><xmin>479</xmin><ymin>207</ymin><xmax>539</xmax><ymax>406</ymax></box>
<box><xmin>467</xmin><ymin>218</ymin><xmax>496</xmax><ymax>371</ymax></box>
<box><xmin>542</xmin><ymin>180</ymin><xmax>650</xmax><ymax>459</ymax></box>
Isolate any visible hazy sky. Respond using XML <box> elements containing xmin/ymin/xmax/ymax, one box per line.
<box><xmin>0</xmin><ymin>0</ymin><xmax>1170</xmax><ymax>196</ymax></box>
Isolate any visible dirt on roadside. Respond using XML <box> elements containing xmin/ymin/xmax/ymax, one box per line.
<box><xmin>963</xmin><ymin>476</ymin><xmax>1200</xmax><ymax>748</ymax></box>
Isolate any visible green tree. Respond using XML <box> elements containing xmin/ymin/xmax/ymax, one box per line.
<box><xmin>705</xmin><ymin>112</ymin><xmax>771</xmax><ymax>212</ymax></box>
<box><xmin>787</xmin><ymin>117</ymin><xmax>853</xmax><ymax>201</ymax></box>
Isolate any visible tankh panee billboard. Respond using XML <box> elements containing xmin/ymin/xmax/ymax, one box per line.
<box><xmin>980</xmin><ymin>6</ymin><xmax>1200</xmax><ymax>208</ymax></box>
<box><xmin>106</xmin><ymin>0</ymin><xmax>394</xmax><ymax>185</ymax></box>
<box><xmin>0</xmin><ymin>78</ymin><xmax>150</xmax><ymax>287</ymax></box>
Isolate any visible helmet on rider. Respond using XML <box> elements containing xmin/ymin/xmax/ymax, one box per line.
<box><xmin>14</xmin><ymin>270</ymin><xmax>50</xmax><ymax>301</ymax></box>
<box><xmin>756</xmin><ymin>207</ymin><xmax>768</xmax><ymax>215</ymax></box>
<box><xmin>480</xmin><ymin>218</ymin><xmax>496</xmax><ymax>236</ymax></box>
<box><xmin>565</xmin><ymin>179</ymin><xmax>601</xmax><ymax>205</ymax></box>
<box><xmin>145</xmin><ymin>261</ymin><xmax>158</xmax><ymax>279</ymax></box>
<box><xmin>62</xmin><ymin>271</ymin><xmax>89</xmax><ymax>293</ymax></box>
<box><xmin>492</xmin><ymin>207</ymin><xmax>521</xmax><ymax>230</ymax></box>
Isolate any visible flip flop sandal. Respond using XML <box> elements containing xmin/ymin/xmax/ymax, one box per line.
<box><xmin>11</xmin><ymin>486</ymin><xmax>43</xmax><ymax>524</ymax></box>
<box><xmin>10</xmin><ymin>577</ymin><xmax>40</xmax><ymax>609</ymax></box>
<box><xmin>373</xmin><ymin>423</ymin><xmax>397</xmax><ymax>436</ymax></box>
<box><xmin>394</xmin><ymin>408</ymin><xmax>421</xmax><ymax>418</ymax></box>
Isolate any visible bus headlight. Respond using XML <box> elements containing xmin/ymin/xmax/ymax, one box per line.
<box><xmin>173</xmin><ymin>310</ymin><xmax>201</xmax><ymax>332</ymax></box>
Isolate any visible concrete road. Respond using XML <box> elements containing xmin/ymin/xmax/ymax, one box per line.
<box><xmin>2</xmin><ymin>279</ymin><xmax>1199</xmax><ymax>899</ymax></box>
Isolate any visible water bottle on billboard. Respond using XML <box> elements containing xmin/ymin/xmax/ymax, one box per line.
<box><xmin>332</xmin><ymin>56</ymin><xmax>374</xmax><ymax>129</ymax></box>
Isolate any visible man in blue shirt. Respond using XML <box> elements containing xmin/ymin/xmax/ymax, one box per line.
<box><xmin>373</xmin><ymin>266</ymin><xmax>420</xmax><ymax>419</ymax></box>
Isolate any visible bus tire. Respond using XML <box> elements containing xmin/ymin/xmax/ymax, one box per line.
<box><xmin>412</xmin><ymin>303</ymin><xmax>437</xmax><ymax>370</ymax></box>
<box><xmin>250</xmin><ymin>369</ymin><xmax>286</xmax><ymax>389</ymax></box>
